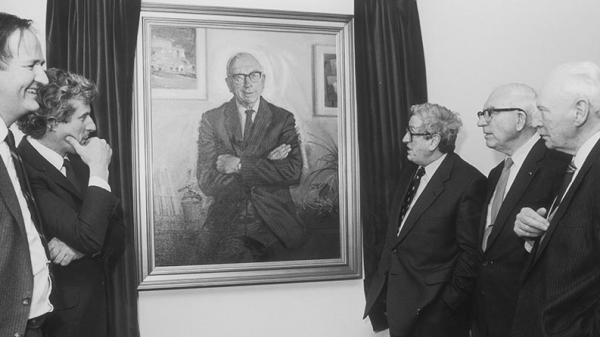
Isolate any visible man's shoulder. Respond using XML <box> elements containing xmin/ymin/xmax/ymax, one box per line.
<box><xmin>448</xmin><ymin>152</ymin><xmax>485</xmax><ymax>181</ymax></box>
<box><xmin>203</xmin><ymin>100</ymin><xmax>233</xmax><ymax>121</ymax></box>
<box><xmin>261</xmin><ymin>98</ymin><xmax>295</xmax><ymax>119</ymax></box>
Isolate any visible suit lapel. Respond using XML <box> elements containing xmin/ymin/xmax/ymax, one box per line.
<box><xmin>394</xmin><ymin>154</ymin><xmax>453</xmax><ymax>246</ymax></box>
<box><xmin>19</xmin><ymin>138</ymin><xmax>82</xmax><ymax>199</ymax></box>
<box><xmin>246</xmin><ymin>97</ymin><xmax>272</xmax><ymax>149</ymax></box>
<box><xmin>223</xmin><ymin>99</ymin><xmax>242</xmax><ymax>147</ymax></box>
<box><xmin>480</xmin><ymin>163</ymin><xmax>502</xmax><ymax>246</ymax></box>
<box><xmin>0</xmin><ymin>158</ymin><xmax>26</xmax><ymax>235</ymax></box>
<box><xmin>530</xmin><ymin>139</ymin><xmax>600</xmax><ymax>266</ymax></box>
<box><xmin>485</xmin><ymin>140</ymin><xmax>545</xmax><ymax>250</ymax></box>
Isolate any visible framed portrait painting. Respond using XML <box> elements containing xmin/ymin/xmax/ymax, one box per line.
<box><xmin>133</xmin><ymin>4</ymin><xmax>359</xmax><ymax>289</ymax></box>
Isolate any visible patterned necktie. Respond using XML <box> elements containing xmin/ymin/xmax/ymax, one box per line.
<box><xmin>397</xmin><ymin>166</ymin><xmax>426</xmax><ymax>236</ymax></box>
<box><xmin>5</xmin><ymin>131</ymin><xmax>48</xmax><ymax>248</ymax></box>
<box><xmin>243</xmin><ymin>109</ymin><xmax>254</xmax><ymax>142</ymax></box>
<box><xmin>547</xmin><ymin>160</ymin><xmax>577</xmax><ymax>219</ymax></box>
<box><xmin>482</xmin><ymin>157</ymin><xmax>513</xmax><ymax>251</ymax></box>
<box><xmin>63</xmin><ymin>157</ymin><xmax>80</xmax><ymax>192</ymax></box>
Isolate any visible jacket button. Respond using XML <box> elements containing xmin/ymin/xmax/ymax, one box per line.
<box><xmin>14</xmin><ymin>333</ymin><xmax>21</xmax><ymax>337</ymax></box>
<box><xmin>416</xmin><ymin>307</ymin><xmax>421</xmax><ymax>316</ymax></box>
<box><xmin>22</xmin><ymin>298</ymin><xmax>31</xmax><ymax>306</ymax></box>
<box><xmin>391</xmin><ymin>248</ymin><xmax>397</xmax><ymax>254</ymax></box>
<box><xmin>489</xmin><ymin>260</ymin><xmax>494</xmax><ymax>265</ymax></box>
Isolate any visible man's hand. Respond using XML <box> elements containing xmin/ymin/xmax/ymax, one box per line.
<box><xmin>216</xmin><ymin>154</ymin><xmax>240</xmax><ymax>174</ymax></box>
<box><xmin>514</xmin><ymin>207</ymin><xmax>549</xmax><ymax>239</ymax></box>
<box><xmin>48</xmin><ymin>237</ymin><xmax>84</xmax><ymax>266</ymax></box>
<box><xmin>66</xmin><ymin>136</ymin><xmax>112</xmax><ymax>180</ymax></box>
<box><xmin>267</xmin><ymin>144</ymin><xmax>291</xmax><ymax>160</ymax></box>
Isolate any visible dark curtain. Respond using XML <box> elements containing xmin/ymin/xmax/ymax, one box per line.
<box><xmin>355</xmin><ymin>0</ymin><xmax>427</xmax><ymax>331</ymax></box>
<box><xmin>46</xmin><ymin>1</ymin><xmax>141</xmax><ymax>336</ymax></box>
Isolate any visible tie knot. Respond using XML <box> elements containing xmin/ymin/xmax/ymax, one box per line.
<box><xmin>415</xmin><ymin>166</ymin><xmax>425</xmax><ymax>179</ymax></box>
<box><xmin>4</xmin><ymin>130</ymin><xmax>16</xmax><ymax>150</ymax></box>
<box><xmin>245</xmin><ymin>109</ymin><xmax>254</xmax><ymax>117</ymax></box>
<box><xmin>567</xmin><ymin>161</ymin><xmax>577</xmax><ymax>173</ymax></box>
<box><xmin>504</xmin><ymin>157</ymin><xmax>514</xmax><ymax>169</ymax></box>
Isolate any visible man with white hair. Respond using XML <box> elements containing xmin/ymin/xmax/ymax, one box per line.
<box><xmin>473</xmin><ymin>83</ymin><xmax>569</xmax><ymax>337</ymax></box>
<box><xmin>511</xmin><ymin>61</ymin><xmax>600</xmax><ymax>336</ymax></box>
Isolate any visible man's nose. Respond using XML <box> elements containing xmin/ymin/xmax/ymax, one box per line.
<box><xmin>34</xmin><ymin>65</ymin><xmax>48</xmax><ymax>85</ymax></box>
<box><xmin>87</xmin><ymin>117</ymin><xmax>97</xmax><ymax>131</ymax></box>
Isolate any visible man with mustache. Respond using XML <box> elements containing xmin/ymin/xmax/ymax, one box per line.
<box><xmin>364</xmin><ymin>103</ymin><xmax>486</xmax><ymax>337</ymax></box>
<box><xmin>195</xmin><ymin>52</ymin><xmax>304</xmax><ymax>263</ymax></box>
<box><xmin>472</xmin><ymin>83</ymin><xmax>569</xmax><ymax>337</ymax></box>
<box><xmin>0</xmin><ymin>12</ymin><xmax>52</xmax><ymax>337</ymax></box>
<box><xmin>17</xmin><ymin>68</ymin><xmax>124</xmax><ymax>337</ymax></box>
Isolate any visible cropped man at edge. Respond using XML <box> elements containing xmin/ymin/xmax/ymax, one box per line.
<box><xmin>364</xmin><ymin>103</ymin><xmax>486</xmax><ymax>337</ymax></box>
<box><xmin>17</xmin><ymin>68</ymin><xmax>124</xmax><ymax>337</ymax></box>
<box><xmin>510</xmin><ymin>61</ymin><xmax>600</xmax><ymax>337</ymax></box>
<box><xmin>472</xmin><ymin>83</ymin><xmax>569</xmax><ymax>337</ymax></box>
<box><xmin>0</xmin><ymin>12</ymin><xmax>52</xmax><ymax>337</ymax></box>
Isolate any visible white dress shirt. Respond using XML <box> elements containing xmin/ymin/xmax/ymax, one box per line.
<box><xmin>28</xmin><ymin>137</ymin><xmax>111</xmax><ymax>192</ymax></box>
<box><xmin>237</xmin><ymin>100</ymin><xmax>260</xmax><ymax>137</ymax></box>
<box><xmin>398</xmin><ymin>153</ymin><xmax>447</xmax><ymax>233</ymax></box>
<box><xmin>0</xmin><ymin>122</ymin><xmax>52</xmax><ymax>319</ymax></box>
<box><xmin>485</xmin><ymin>134</ymin><xmax>539</xmax><ymax>228</ymax></box>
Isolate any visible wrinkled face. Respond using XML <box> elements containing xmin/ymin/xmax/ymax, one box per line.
<box><xmin>0</xmin><ymin>29</ymin><xmax>48</xmax><ymax>123</ymax></box>
<box><xmin>402</xmin><ymin>115</ymin><xmax>435</xmax><ymax>166</ymax></box>
<box><xmin>225</xmin><ymin>55</ymin><xmax>265</xmax><ymax>107</ymax></box>
<box><xmin>534</xmin><ymin>83</ymin><xmax>576</xmax><ymax>153</ymax></box>
<box><xmin>477</xmin><ymin>95</ymin><xmax>525</xmax><ymax>154</ymax></box>
<box><xmin>53</xmin><ymin>99</ymin><xmax>96</xmax><ymax>154</ymax></box>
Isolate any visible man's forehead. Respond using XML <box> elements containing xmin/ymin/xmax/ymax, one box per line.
<box><xmin>230</xmin><ymin>55</ymin><xmax>262</xmax><ymax>71</ymax></box>
<box><xmin>6</xmin><ymin>28</ymin><xmax>42</xmax><ymax>59</ymax></box>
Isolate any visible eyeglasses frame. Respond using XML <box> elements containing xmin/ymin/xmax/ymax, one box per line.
<box><xmin>476</xmin><ymin>107</ymin><xmax>527</xmax><ymax>122</ymax></box>
<box><xmin>228</xmin><ymin>71</ymin><xmax>263</xmax><ymax>84</ymax></box>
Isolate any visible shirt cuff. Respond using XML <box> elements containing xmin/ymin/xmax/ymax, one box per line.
<box><xmin>524</xmin><ymin>240</ymin><xmax>534</xmax><ymax>253</ymax></box>
<box><xmin>89</xmin><ymin>176</ymin><xmax>111</xmax><ymax>192</ymax></box>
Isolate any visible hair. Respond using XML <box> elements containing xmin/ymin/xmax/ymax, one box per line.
<box><xmin>0</xmin><ymin>12</ymin><xmax>33</xmax><ymax>70</ymax></box>
<box><xmin>489</xmin><ymin>83</ymin><xmax>538</xmax><ymax>127</ymax></box>
<box><xmin>553</xmin><ymin>61</ymin><xmax>600</xmax><ymax>115</ymax></box>
<box><xmin>225</xmin><ymin>52</ymin><xmax>263</xmax><ymax>76</ymax></box>
<box><xmin>18</xmin><ymin>68</ymin><xmax>98</xmax><ymax>139</ymax></box>
<box><xmin>410</xmin><ymin>102</ymin><xmax>462</xmax><ymax>153</ymax></box>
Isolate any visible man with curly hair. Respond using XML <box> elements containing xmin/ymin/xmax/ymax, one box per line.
<box><xmin>364</xmin><ymin>103</ymin><xmax>486</xmax><ymax>337</ymax></box>
<box><xmin>17</xmin><ymin>67</ymin><xmax>124</xmax><ymax>337</ymax></box>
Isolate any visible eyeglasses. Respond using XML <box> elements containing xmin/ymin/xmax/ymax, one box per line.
<box><xmin>477</xmin><ymin>107</ymin><xmax>527</xmax><ymax>122</ymax></box>
<box><xmin>228</xmin><ymin>71</ymin><xmax>263</xmax><ymax>84</ymax></box>
<box><xmin>405</xmin><ymin>128</ymin><xmax>433</xmax><ymax>142</ymax></box>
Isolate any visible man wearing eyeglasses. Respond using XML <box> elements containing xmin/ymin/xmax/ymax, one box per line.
<box><xmin>509</xmin><ymin>62</ymin><xmax>600</xmax><ymax>337</ymax></box>
<box><xmin>195</xmin><ymin>52</ymin><xmax>304</xmax><ymax>263</ymax></box>
<box><xmin>472</xmin><ymin>83</ymin><xmax>569</xmax><ymax>337</ymax></box>
<box><xmin>364</xmin><ymin>103</ymin><xmax>486</xmax><ymax>337</ymax></box>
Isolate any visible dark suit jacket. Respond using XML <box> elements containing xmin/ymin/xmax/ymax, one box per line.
<box><xmin>510</xmin><ymin>138</ymin><xmax>600</xmax><ymax>337</ymax></box>
<box><xmin>196</xmin><ymin>97</ymin><xmax>304</xmax><ymax>248</ymax></box>
<box><xmin>0</xmin><ymin>153</ymin><xmax>41</xmax><ymax>337</ymax></box>
<box><xmin>473</xmin><ymin>139</ymin><xmax>570</xmax><ymax>337</ymax></box>
<box><xmin>18</xmin><ymin>138</ymin><xmax>124</xmax><ymax>337</ymax></box>
<box><xmin>364</xmin><ymin>153</ymin><xmax>486</xmax><ymax>337</ymax></box>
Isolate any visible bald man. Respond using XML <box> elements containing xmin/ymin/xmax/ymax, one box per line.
<box><xmin>472</xmin><ymin>84</ymin><xmax>570</xmax><ymax>337</ymax></box>
<box><xmin>511</xmin><ymin>62</ymin><xmax>600</xmax><ymax>337</ymax></box>
<box><xmin>195</xmin><ymin>52</ymin><xmax>304</xmax><ymax>263</ymax></box>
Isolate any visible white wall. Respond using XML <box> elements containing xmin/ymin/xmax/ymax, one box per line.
<box><xmin>4</xmin><ymin>0</ymin><xmax>600</xmax><ymax>336</ymax></box>
<box><xmin>418</xmin><ymin>0</ymin><xmax>600</xmax><ymax>175</ymax></box>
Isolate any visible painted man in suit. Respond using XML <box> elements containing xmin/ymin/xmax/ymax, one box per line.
<box><xmin>196</xmin><ymin>52</ymin><xmax>304</xmax><ymax>263</ymax></box>
<box><xmin>510</xmin><ymin>62</ymin><xmax>600</xmax><ymax>337</ymax></box>
<box><xmin>17</xmin><ymin>68</ymin><xmax>124</xmax><ymax>337</ymax></box>
<box><xmin>472</xmin><ymin>83</ymin><xmax>570</xmax><ymax>337</ymax></box>
<box><xmin>0</xmin><ymin>12</ymin><xmax>53</xmax><ymax>337</ymax></box>
<box><xmin>364</xmin><ymin>103</ymin><xmax>486</xmax><ymax>337</ymax></box>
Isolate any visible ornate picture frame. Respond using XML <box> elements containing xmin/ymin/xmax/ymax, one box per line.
<box><xmin>133</xmin><ymin>4</ymin><xmax>359</xmax><ymax>289</ymax></box>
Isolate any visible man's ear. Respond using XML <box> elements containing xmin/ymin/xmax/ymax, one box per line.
<box><xmin>47</xmin><ymin>118</ymin><xmax>58</xmax><ymax>132</ymax></box>
<box><xmin>515</xmin><ymin>111</ymin><xmax>527</xmax><ymax>131</ymax></box>
<box><xmin>573</xmin><ymin>98</ymin><xmax>590</xmax><ymax>127</ymax></box>
<box><xmin>428</xmin><ymin>133</ymin><xmax>441</xmax><ymax>151</ymax></box>
<box><xmin>225</xmin><ymin>77</ymin><xmax>233</xmax><ymax>93</ymax></box>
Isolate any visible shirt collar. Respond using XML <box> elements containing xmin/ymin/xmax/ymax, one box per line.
<box><xmin>422</xmin><ymin>153</ymin><xmax>447</xmax><ymax>178</ymax></box>
<box><xmin>573</xmin><ymin>130</ymin><xmax>600</xmax><ymax>169</ymax></box>
<box><xmin>0</xmin><ymin>119</ymin><xmax>8</xmax><ymax>144</ymax></box>
<box><xmin>508</xmin><ymin>133</ymin><xmax>539</xmax><ymax>168</ymax></box>
<box><xmin>236</xmin><ymin>99</ymin><xmax>260</xmax><ymax>116</ymax></box>
<box><xmin>27</xmin><ymin>136</ymin><xmax>65</xmax><ymax>172</ymax></box>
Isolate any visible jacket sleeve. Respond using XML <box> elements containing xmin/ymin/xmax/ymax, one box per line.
<box><xmin>442</xmin><ymin>174</ymin><xmax>487</xmax><ymax>310</ymax></box>
<box><xmin>239</xmin><ymin>113</ymin><xmax>303</xmax><ymax>187</ymax></box>
<box><xmin>30</xmin><ymin>176</ymin><xmax>119</xmax><ymax>256</ymax></box>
